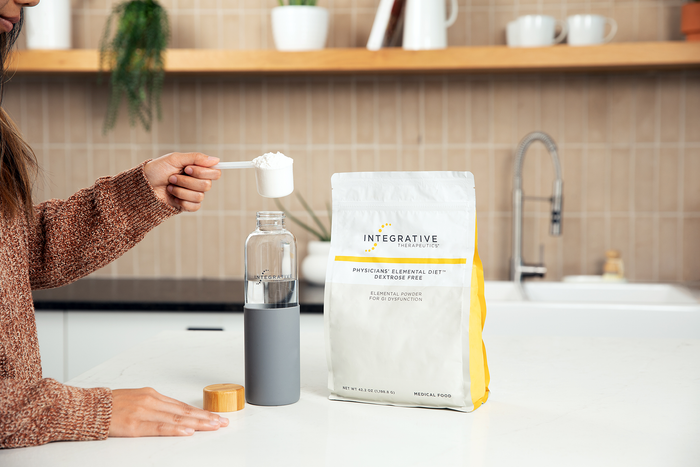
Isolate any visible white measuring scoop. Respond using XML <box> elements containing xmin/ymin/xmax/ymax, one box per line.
<box><xmin>213</xmin><ymin>153</ymin><xmax>294</xmax><ymax>198</ymax></box>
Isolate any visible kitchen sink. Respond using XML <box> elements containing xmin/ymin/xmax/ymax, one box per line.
<box><xmin>482</xmin><ymin>281</ymin><xmax>700</xmax><ymax>339</ymax></box>
<box><xmin>485</xmin><ymin>281</ymin><xmax>699</xmax><ymax>305</ymax></box>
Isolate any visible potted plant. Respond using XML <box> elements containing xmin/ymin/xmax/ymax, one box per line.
<box><xmin>272</xmin><ymin>0</ymin><xmax>329</xmax><ymax>51</ymax></box>
<box><xmin>682</xmin><ymin>0</ymin><xmax>700</xmax><ymax>41</ymax></box>
<box><xmin>276</xmin><ymin>193</ymin><xmax>331</xmax><ymax>286</ymax></box>
<box><xmin>99</xmin><ymin>0</ymin><xmax>169</xmax><ymax>132</ymax></box>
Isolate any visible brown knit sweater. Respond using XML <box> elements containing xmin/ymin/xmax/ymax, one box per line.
<box><xmin>0</xmin><ymin>162</ymin><xmax>179</xmax><ymax>448</ymax></box>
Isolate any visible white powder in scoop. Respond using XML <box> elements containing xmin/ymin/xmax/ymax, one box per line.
<box><xmin>252</xmin><ymin>152</ymin><xmax>294</xmax><ymax>198</ymax></box>
<box><xmin>253</xmin><ymin>152</ymin><xmax>293</xmax><ymax>169</ymax></box>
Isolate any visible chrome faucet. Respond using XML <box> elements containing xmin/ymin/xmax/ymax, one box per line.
<box><xmin>511</xmin><ymin>132</ymin><xmax>563</xmax><ymax>284</ymax></box>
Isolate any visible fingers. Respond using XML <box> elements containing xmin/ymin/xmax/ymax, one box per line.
<box><xmin>168</xmin><ymin>152</ymin><xmax>220</xmax><ymax>170</ymax></box>
<box><xmin>167</xmin><ymin>183</ymin><xmax>204</xmax><ymax>212</ymax></box>
<box><xmin>144</xmin><ymin>405</ymin><xmax>224</xmax><ymax>433</ymax></box>
<box><xmin>169</xmin><ymin>174</ymin><xmax>212</xmax><ymax>195</ymax></box>
<box><xmin>142</xmin><ymin>152</ymin><xmax>222</xmax><ymax>211</ymax></box>
<box><xmin>137</xmin><ymin>422</ymin><xmax>195</xmax><ymax>437</ymax></box>
<box><xmin>166</xmin><ymin>165</ymin><xmax>221</xmax><ymax>213</ymax></box>
<box><xmin>151</xmin><ymin>390</ymin><xmax>228</xmax><ymax>428</ymax></box>
<box><xmin>183</xmin><ymin>164</ymin><xmax>221</xmax><ymax>180</ymax></box>
<box><xmin>170</xmin><ymin>199</ymin><xmax>204</xmax><ymax>213</ymax></box>
<box><xmin>189</xmin><ymin>152</ymin><xmax>220</xmax><ymax>168</ymax></box>
<box><xmin>109</xmin><ymin>388</ymin><xmax>230</xmax><ymax>438</ymax></box>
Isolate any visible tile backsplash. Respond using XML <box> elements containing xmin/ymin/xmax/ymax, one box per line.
<box><xmin>5</xmin><ymin>0</ymin><xmax>699</xmax><ymax>283</ymax></box>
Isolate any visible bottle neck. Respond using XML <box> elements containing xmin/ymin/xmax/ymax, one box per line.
<box><xmin>256</xmin><ymin>211</ymin><xmax>285</xmax><ymax>231</ymax></box>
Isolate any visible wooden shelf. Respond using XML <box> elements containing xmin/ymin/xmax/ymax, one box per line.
<box><xmin>10</xmin><ymin>42</ymin><xmax>700</xmax><ymax>75</ymax></box>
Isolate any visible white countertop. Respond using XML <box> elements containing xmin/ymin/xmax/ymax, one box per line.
<box><xmin>3</xmin><ymin>313</ymin><xmax>700</xmax><ymax>467</ymax></box>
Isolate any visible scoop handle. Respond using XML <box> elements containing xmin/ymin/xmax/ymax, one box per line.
<box><xmin>213</xmin><ymin>161</ymin><xmax>255</xmax><ymax>169</ymax></box>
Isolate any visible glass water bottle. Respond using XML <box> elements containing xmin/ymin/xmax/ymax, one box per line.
<box><xmin>244</xmin><ymin>211</ymin><xmax>300</xmax><ymax>406</ymax></box>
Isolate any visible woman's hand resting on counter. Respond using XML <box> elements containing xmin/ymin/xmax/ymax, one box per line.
<box><xmin>143</xmin><ymin>153</ymin><xmax>221</xmax><ymax>212</ymax></box>
<box><xmin>109</xmin><ymin>388</ymin><xmax>229</xmax><ymax>437</ymax></box>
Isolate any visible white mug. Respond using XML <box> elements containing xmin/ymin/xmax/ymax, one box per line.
<box><xmin>567</xmin><ymin>14</ymin><xmax>617</xmax><ymax>46</ymax></box>
<box><xmin>507</xmin><ymin>15</ymin><xmax>567</xmax><ymax>47</ymax></box>
<box><xmin>403</xmin><ymin>0</ymin><xmax>459</xmax><ymax>50</ymax></box>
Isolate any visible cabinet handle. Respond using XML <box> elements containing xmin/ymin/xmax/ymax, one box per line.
<box><xmin>186</xmin><ymin>327</ymin><xmax>224</xmax><ymax>331</ymax></box>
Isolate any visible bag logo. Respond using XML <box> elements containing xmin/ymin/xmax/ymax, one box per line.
<box><xmin>364</xmin><ymin>223</ymin><xmax>392</xmax><ymax>252</ymax></box>
<box><xmin>363</xmin><ymin>223</ymin><xmax>439</xmax><ymax>252</ymax></box>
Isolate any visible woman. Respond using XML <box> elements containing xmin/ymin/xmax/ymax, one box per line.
<box><xmin>1</xmin><ymin>0</ymin><xmax>228</xmax><ymax>448</ymax></box>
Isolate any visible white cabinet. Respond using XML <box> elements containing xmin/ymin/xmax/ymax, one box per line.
<box><xmin>34</xmin><ymin>311</ymin><xmax>65</xmax><ymax>381</ymax></box>
<box><xmin>34</xmin><ymin>311</ymin><xmax>243</xmax><ymax>382</ymax></box>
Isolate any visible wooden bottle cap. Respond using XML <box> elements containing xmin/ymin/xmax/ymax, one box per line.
<box><xmin>606</xmin><ymin>249</ymin><xmax>620</xmax><ymax>258</ymax></box>
<box><xmin>203</xmin><ymin>384</ymin><xmax>245</xmax><ymax>412</ymax></box>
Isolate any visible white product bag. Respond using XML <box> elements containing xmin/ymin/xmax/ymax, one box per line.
<box><xmin>324</xmin><ymin>171</ymin><xmax>489</xmax><ymax>412</ymax></box>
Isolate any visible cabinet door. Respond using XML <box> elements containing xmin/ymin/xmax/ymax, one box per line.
<box><xmin>34</xmin><ymin>311</ymin><xmax>65</xmax><ymax>382</ymax></box>
<box><xmin>65</xmin><ymin>312</ymin><xmax>243</xmax><ymax>382</ymax></box>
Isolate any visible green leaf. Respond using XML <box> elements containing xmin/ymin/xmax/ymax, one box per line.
<box><xmin>275</xmin><ymin>195</ymin><xmax>331</xmax><ymax>242</ymax></box>
<box><xmin>98</xmin><ymin>0</ymin><xmax>169</xmax><ymax>133</ymax></box>
<box><xmin>325</xmin><ymin>200</ymin><xmax>332</xmax><ymax>230</ymax></box>
<box><xmin>295</xmin><ymin>192</ymin><xmax>329</xmax><ymax>239</ymax></box>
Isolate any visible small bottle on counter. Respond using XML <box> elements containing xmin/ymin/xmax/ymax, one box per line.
<box><xmin>244</xmin><ymin>211</ymin><xmax>300</xmax><ymax>406</ymax></box>
<box><xmin>602</xmin><ymin>249</ymin><xmax>625</xmax><ymax>281</ymax></box>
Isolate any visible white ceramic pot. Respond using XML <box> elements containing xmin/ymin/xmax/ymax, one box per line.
<box><xmin>25</xmin><ymin>0</ymin><xmax>71</xmax><ymax>49</ymax></box>
<box><xmin>271</xmin><ymin>6</ymin><xmax>329</xmax><ymax>51</ymax></box>
<box><xmin>301</xmin><ymin>240</ymin><xmax>331</xmax><ymax>286</ymax></box>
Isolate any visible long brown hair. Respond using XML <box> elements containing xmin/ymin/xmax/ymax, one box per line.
<box><xmin>0</xmin><ymin>11</ymin><xmax>37</xmax><ymax>219</ymax></box>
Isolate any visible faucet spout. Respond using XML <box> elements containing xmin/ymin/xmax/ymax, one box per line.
<box><xmin>511</xmin><ymin>132</ymin><xmax>564</xmax><ymax>284</ymax></box>
<box><xmin>551</xmin><ymin>178</ymin><xmax>563</xmax><ymax>236</ymax></box>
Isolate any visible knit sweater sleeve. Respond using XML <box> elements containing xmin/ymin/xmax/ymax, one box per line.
<box><xmin>0</xmin><ymin>379</ymin><xmax>112</xmax><ymax>448</ymax></box>
<box><xmin>27</xmin><ymin>161</ymin><xmax>179</xmax><ymax>290</ymax></box>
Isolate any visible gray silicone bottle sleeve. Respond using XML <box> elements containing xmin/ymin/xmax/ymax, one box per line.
<box><xmin>244</xmin><ymin>304</ymin><xmax>301</xmax><ymax>406</ymax></box>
